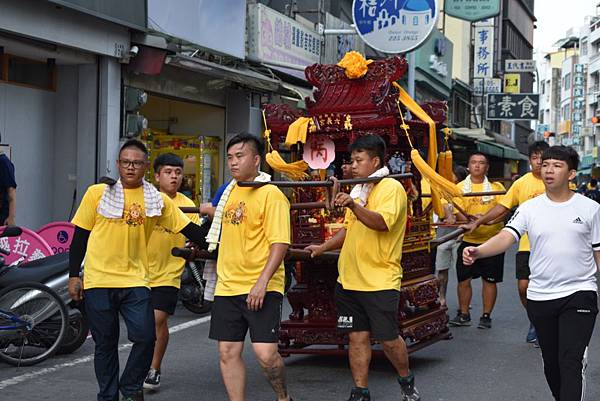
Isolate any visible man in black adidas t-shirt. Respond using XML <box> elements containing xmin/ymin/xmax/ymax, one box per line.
<box><xmin>461</xmin><ymin>146</ymin><xmax>599</xmax><ymax>401</ymax></box>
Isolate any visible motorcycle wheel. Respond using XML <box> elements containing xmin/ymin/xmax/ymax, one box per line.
<box><xmin>182</xmin><ymin>298</ymin><xmax>212</xmax><ymax>314</ymax></box>
<box><xmin>57</xmin><ymin>309</ymin><xmax>89</xmax><ymax>355</ymax></box>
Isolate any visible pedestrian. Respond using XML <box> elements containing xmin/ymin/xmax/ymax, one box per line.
<box><xmin>306</xmin><ymin>134</ymin><xmax>420</xmax><ymax>401</ymax></box>
<box><xmin>142</xmin><ymin>153</ymin><xmax>200</xmax><ymax>391</ymax></box>
<box><xmin>435</xmin><ymin>165</ymin><xmax>468</xmax><ymax>306</ymax></box>
<box><xmin>461</xmin><ymin>141</ymin><xmax>549</xmax><ymax>344</ymax></box>
<box><xmin>583</xmin><ymin>178</ymin><xmax>600</xmax><ymax>203</ymax></box>
<box><xmin>449</xmin><ymin>153</ymin><xmax>506</xmax><ymax>329</ymax></box>
<box><xmin>0</xmin><ymin>147</ymin><xmax>17</xmax><ymax>225</ymax></box>
<box><xmin>462</xmin><ymin>145</ymin><xmax>599</xmax><ymax>401</ymax></box>
<box><xmin>207</xmin><ymin>133</ymin><xmax>293</xmax><ymax>401</ymax></box>
<box><xmin>68</xmin><ymin>139</ymin><xmax>209</xmax><ymax>401</ymax></box>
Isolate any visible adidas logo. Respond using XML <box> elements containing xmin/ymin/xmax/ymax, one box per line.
<box><xmin>573</xmin><ymin>217</ymin><xmax>584</xmax><ymax>224</ymax></box>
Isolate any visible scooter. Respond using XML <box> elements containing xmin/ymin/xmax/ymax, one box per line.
<box><xmin>0</xmin><ymin>252</ymin><xmax>89</xmax><ymax>355</ymax></box>
<box><xmin>179</xmin><ymin>260</ymin><xmax>212</xmax><ymax>314</ymax></box>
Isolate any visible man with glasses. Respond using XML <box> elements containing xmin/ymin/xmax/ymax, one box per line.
<box><xmin>68</xmin><ymin>139</ymin><xmax>209</xmax><ymax>401</ymax></box>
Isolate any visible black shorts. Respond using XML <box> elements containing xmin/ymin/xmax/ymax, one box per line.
<box><xmin>335</xmin><ymin>283</ymin><xmax>400</xmax><ymax>341</ymax></box>
<box><xmin>150</xmin><ymin>286</ymin><xmax>179</xmax><ymax>315</ymax></box>
<box><xmin>209</xmin><ymin>292</ymin><xmax>282</xmax><ymax>343</ymax></box>
<box><xmin>456</xmin><ymin>241</ymin><xmax>505</xmax><ymax>283</ymax></box>
<box><xmin>515</xmin><ymin>251</ymin><xmax>531</xmax><ymax>280</ymax></box>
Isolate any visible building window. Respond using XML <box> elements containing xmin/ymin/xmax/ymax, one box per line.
<box><xmin>563</xmin><ymin>73</ymin><xmax>571</xmax><ymax>90</ymax></box>
<box><xmin>0</xmin><ymin>54</ymin><xmax>56</xmax><ymax>91</ymax></box>
<box><xmin>425</xmin><ymin>15</ymin><xmax>430</xmax><ymax>24</ymax></box>
<box><xmin>402</xmin><ymin>15</ymin><xmax>406</xmax><ymax>24</ymax></box>
<box><xmin>413</xmin><ymin>16</ymin><xmax>418</xmax><ymax>26</ymax></box>
<box><xmin>582</xmin><ymin>40</ymin><xmax>588</xmax><ymax>56</ymax></box>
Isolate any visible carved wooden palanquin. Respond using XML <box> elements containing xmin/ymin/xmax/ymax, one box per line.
<box><xmin>265</xmin><ymin>56</ymin><xmax>451</xmax><ymax>356</ymax></box>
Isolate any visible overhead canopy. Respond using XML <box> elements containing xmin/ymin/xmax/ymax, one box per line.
<box><xmin>281</xmin><ymin>82</ymin><xmax>313</xmax><ymax>102</ymax></box>
<box><xmin>453</xmin><ymin>127</ymin><xmax>527</xmax><ymax>160</ymax></box>
<box><xmin>168</xmin><ymin>55</ymin><xmax>281</xmax><ymax>92</ymax></box>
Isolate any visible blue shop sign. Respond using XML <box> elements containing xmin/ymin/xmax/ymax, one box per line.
<box><xmin>352</xmin><ymin>0</ymin><xmax>438</xmax><ymax>54</ymax></box>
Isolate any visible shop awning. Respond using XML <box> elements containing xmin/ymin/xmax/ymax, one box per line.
<box><xmin>281</xmin><ymin>82</ymin><xmax>313</xmax><ymax>102</ymax></box>
<box><xmin>167</xmin><ymin>55</ymin><xmax>281</xmax><ymax>92</ymax></box>
<box><xmin>578</xmin><ymin>168</ymin><xmax>592</xmax><ymax>176</ymax></box>
<box><xmin>476</xmin><ymin>141</ymin><xmax>528</xmax><ymax>160</ymax></box>
<box><xmin>452</xmin><ymin>128</ymin><xmax>526</xmax><ymax>160</ymax></box>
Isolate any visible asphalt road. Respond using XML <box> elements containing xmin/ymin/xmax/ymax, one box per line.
<box><xmin>1</xmin><ymin>247</ymin><xmax>599</xmax><ymax>401</ymax></box>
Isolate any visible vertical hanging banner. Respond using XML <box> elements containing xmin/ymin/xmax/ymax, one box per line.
<box><xmin>352</xmin><ymin>0</ymin><xmax>439</xmax><ymax>54</ymax></box>
<box><xmin>444</xmin><ymin>0</ymin><xmax>501</xmax><ymax>22</ymax></box>
<box><xmin>473</xmin><ymin>19</ymin><xmax>494</xmax><ymax>79</ymax></box>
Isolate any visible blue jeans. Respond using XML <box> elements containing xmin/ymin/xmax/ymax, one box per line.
<box><xmin>85</xmin><ymin>287</ymin><xmax>156</xmax><ymax>401</ymax></box>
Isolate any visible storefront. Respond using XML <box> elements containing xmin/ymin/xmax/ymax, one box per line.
<box><xmin>0</xmin><ymin>0</ymin><xmax>142</xmax><ymax>229</ymax></box>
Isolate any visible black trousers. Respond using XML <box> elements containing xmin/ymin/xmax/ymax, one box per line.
<box><xmin>527</xmin><ymin>291</ymin><xmax>598</xmax><ymax>401</ymax></box>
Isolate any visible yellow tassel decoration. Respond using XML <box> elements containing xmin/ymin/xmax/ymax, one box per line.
<box><xmin>392</xmin><ymin>83</ymin><xmax>461</xmax><ymax>200</ymax></box>
<box><xmin>265</xmin><ymin>150</ymin><xmax>309</xmax><ymax>181</ymax></box>
<box><xmin>262</xmin><ymin>110</ymin><xmax>309</xmax><ymax>181</ymax></box>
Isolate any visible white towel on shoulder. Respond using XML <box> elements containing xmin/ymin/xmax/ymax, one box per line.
<box><xmin>205</xmin><ymin>171</ymin><xmax>271</xmax><ymax>252</ymax></box>
<box><xmin>349</xmin><ymin>166</ymin><xmax>390</xmax><ymax>206</ymax></box>
<box><xmin>462</xmin><ymin>175</ymin><xmax>494</xmax><ymax>203</ymax></box>
<box><xmin>97</xmin><ymin>179</ymin><xmax>164</xmax><ymax>219</ymax></box>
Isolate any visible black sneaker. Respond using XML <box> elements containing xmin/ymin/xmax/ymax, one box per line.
<box><xmin>347</xmin><ymin>387</ymin><xmax>371</xmax><ymax>401</ymax></box>
<box><xmin>398</xmin><ymin>374</ymin><xmax>421</xmax><ymax>401</ymax></box>
<box><xmin>121</xmin><ymin>391</ymin><xmax>144</xmax><ymax>401</ymax></box>
<box><xmin>449</xmin><ymin>312</ymin><xmax>471</xmax><ymax>326</ymax></box>
<box><xmin>478</xmin><ymin>314</ymin><xmax>492</xmax><ymax>329</ymax></box>
<box><xmin>143</xmin><ymin>368</ymin><xmax>160</xmax><ymax>390</ymax></box>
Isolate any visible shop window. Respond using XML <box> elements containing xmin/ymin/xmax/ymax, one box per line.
<box><xmin>0</xmin><ymin>54</ymin><xmax>56</xmax><ymax>91</ymax></box>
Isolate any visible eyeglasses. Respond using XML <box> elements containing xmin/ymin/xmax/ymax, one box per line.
<box><xmin>118</xmin><ymin>159</ymin><xmax>147</xmax><ymax>169</ymax></box>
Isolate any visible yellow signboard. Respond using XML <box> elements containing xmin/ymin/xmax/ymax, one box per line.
<box><xmin>504</xmin><ymin>73</ymin><xmax>521</xmax><ymax>93</ymax></box>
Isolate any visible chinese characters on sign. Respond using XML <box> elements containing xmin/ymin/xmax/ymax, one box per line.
<box><xmin>473</xmin><ymin>77</ymin><xmax>501</xmax><ymax>96</ymax></box>
<box><xmin>473</xmin><ymin>20</ymin><xmax>494</xmax><ymax>79</ymax></box>
<box><xmin>303</xmin><ymin>137</ymin><xmax>336</xmax><ymax>169</ymax></box>
<box><xmin>486</xmin><ymin>94</ymin><xmax>540</xmax><ymax>120</ymax></box>
<box><xmin>247</xmin><ymin>4</ymin><xmax>322</xmax><ymax>78</ymax></box>
<box><xmin>352</xmin><ymin>0</ymin><xmax>438</xmax><ymax>53</ymax></box>
<box><xmin>504</xmin><ymin>59</ymin><xmax>536</xmax><ymax>73</ymax></box>
<box><xmin>572</xmin><ymin>64</ymin><xmax>585</xmax><ymax>134</ymax></box>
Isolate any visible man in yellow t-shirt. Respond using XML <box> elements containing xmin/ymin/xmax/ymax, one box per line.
<box><xmin>450</xmin><ymin>153</ymin><xmax>506</xmax><ymax>330</ymax></box>
<box><xmin>462</xmin><ymin>141</ymin><xmax>549</xmax><ymax>344</ymax></box>
<box><xmin>208</xmin><ymin>134</ymin><xmax>293</xmax><ymax>401</ymax></box>
<box><xmin>143</xmin><ymin>153</ymin><xmax>200</xmax><ymax>391</ymax></box>
<box><xmin>67</xmin><ymin>140</ymin><xmax>209</xmax><ymax>401</ymax></box>
<box><xmin>306</xmin><ymin>135</ymin><xmax>419</xmax><ymax>401</ymax></box>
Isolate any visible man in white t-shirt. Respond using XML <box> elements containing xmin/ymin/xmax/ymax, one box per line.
<box><xmin>462</xmin><ymin>146</ymin><xmax>599</xmax><ymax>401</ymax></box>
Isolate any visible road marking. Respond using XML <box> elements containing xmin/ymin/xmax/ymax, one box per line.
<box><xmin>0</xmin><ymin>315</ymin><xmax>211</xmax><ymax>390</ymax></box>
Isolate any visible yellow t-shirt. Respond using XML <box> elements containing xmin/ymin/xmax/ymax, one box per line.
<box><xmin>215</xmin><ymin>184</ymin><xmax>291</xmax><ymax>296</ymax></box>
<box><xmin>72</xmin><ymin>184</ymin><xmax>191</xmax><ymax>289</ymax></box>
<box><xmin>498</xmin><ymin>172</ymin><xmax>545</xmax><ymax>252</ymax></box>
<box><xmin>338</xmin><ymin>178</ymin><xmax>407</xmax><ymax>292</ymax></box>
<box><xmin>454</xmin><ymin>180</ymin><xmax>506</xmax><ymax>244</ymax></box>
<box><xmin>147</xmin><ymin>192</ymin><xmax>200</xmax><ymax>288</ymax></box>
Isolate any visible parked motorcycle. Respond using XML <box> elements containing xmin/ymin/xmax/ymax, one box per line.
<box><xmin>0</xmin><ymin>252</ymin><xmax>89</xmax><ymax>355</ymax></box>
<box><xmin>179</xmin><ymin>260</ymin><xmax>212</xmax><ymax>314</ymax></box>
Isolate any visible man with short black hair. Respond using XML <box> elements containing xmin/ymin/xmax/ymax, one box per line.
<box><xmin>143</xmin><ymin>153</ymin><xmax>200</xmax><ymax>391</ymax></box>
<box><xmin>450</xmin><ymin>153</ymin><xmax>506</xmax><ymax>329</ymax></box>
<box><xmin>462</xmin><ymin>140</ymin><xmax>549</xmax><ymax>343</ymax></box>
<box><xmin>306</xmin><ymin>134</ymin><xmax>419</xmax><ymax>401</ymax></box>
<box><xmin>208</xmin><ymin>133</ymin><xmax>293</xmax><ymax>401</ymax></box>
<box><xmin>463</xmin><ymin>145</ymin><xmax>599</xmax><ymax>401</ymax></box>
<box><xmin>68</xmin><ymin>139</ymin><xmax>209</xmax><ymax>401</ymax></box>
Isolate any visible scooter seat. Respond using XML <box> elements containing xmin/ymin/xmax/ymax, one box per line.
<box><xmin>0</xmin><ymin>253</ymin><xmax>69</xmax><ymax>287</ymax></box>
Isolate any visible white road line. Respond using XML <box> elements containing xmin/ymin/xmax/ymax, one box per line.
<box><xmin>0</xmin><ymin>315</ymin><xmax>211</xmax><ymax>390</ymax></box>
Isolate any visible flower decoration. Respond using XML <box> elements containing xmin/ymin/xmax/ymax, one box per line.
<box><xmin>337</xmin><ymin>51</ymin><xmax>373</xmax><ymax>79</ymax></box>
